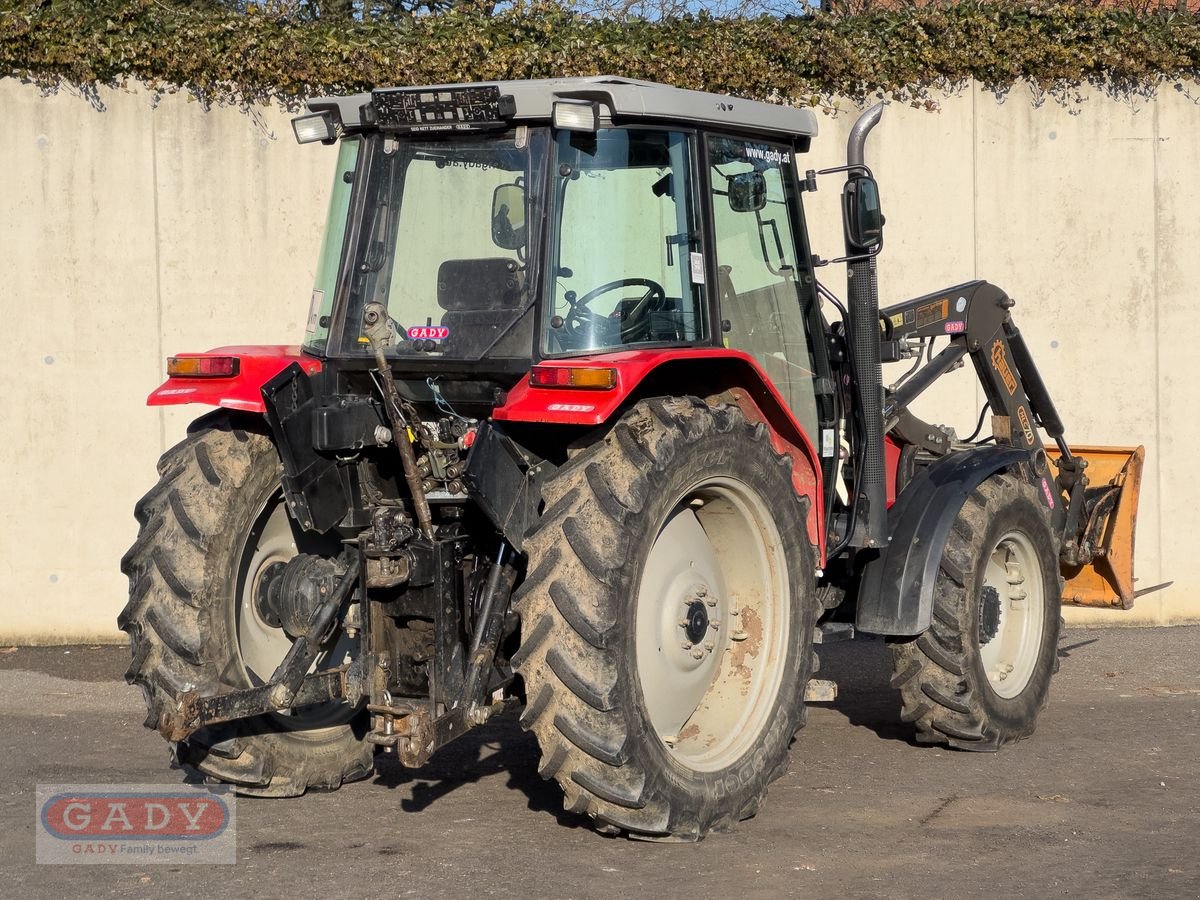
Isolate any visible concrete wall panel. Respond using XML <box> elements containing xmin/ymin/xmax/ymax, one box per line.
<box><xmin>1146</xmin><ymin>90</ymin><xmax>1200</xmax><ymax>623</ymax></box>
<box><xmin>972</xmin><ymin>87</ymin><xmax>1164</xmax><ymax>623</ymax></box>
<box><xmin>1</xmin><ymin>78</ymin><xmax>1193</xmax><ymax>640</ymax></box>
<box><xmin>2</xmin><ymin>82</ymin><xmax>161</xmax><ymax>641</ymax></box>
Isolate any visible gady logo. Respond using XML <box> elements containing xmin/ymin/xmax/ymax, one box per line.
<box><xmin>36</xmin><ymin>785</ymin><xmax>235</xmax><ymax>864</ymax></box>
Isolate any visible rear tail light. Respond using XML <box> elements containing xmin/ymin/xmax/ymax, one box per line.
<box><xmin>529</xmin><ymin>366</ymin><xmax>618</xmax><ymax>390</ymax></box>
<box><xmin>167</xmin><ymin>356</ymin><xmax>240</xmax><ymax>378</ymax></box>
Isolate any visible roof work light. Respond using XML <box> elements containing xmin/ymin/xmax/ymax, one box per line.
<box><xmin>292</xmin><ymin>112</ymin><xmax>337</xmax><ymax>145</ymax></box>
<box><xmin>552</xmin><ymin>100</ymin><xmax>600</xmax><ymax>133</ymax></box>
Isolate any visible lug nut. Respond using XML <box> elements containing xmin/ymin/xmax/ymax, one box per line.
<box><xmin>681</xmin><ymin>641</ymin><xmax>692</xmax><ymax>650</ymax></box>
<box><xmin>690</xmin><ymin>648</ymin><xmax>705</xmax><ymax>660</ymax></box>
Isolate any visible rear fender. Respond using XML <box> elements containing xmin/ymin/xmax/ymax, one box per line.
<box><xmin>493</xmin><ymin>349</ymin><xmax>824</xmax><ymax>558</ymax></box>
<box><xmin>147</xmin><ymin>346</ymin><xmax>323</xmax><ymax>413</ymax></box>
<box><xmin>856</xmin><ymin>446</ymin><xmax>1029</xmax><ymax>636</ymax></box>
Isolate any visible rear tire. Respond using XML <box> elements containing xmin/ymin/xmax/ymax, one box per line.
<box><xmin>514</xmin><ymin>398</ymin><xmax>820</xmax><ymax>840</ymax></box>
<box><xmin>119</xmin><ymin>413</ymin><xmax>372</xmax><ymax>796</ymax></box>
<box><xmin>889</xmin><ymin>472</ymin><xmax>1062</xmax><ymax>750</ymax></box>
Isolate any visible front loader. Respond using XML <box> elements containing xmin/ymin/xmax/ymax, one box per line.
<box><xmin>119</xmin><ymin>77</ymin><xmax>1144</xmax><ymax>840</ymax></box>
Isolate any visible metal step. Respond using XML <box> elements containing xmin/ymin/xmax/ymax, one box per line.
<box><xmin>813</xmin><ymin>622</ymin><xmax>855</xmax><ymax>644</ymax></box>
<box><xmin>804</xmin><ymin>679</ymin><xmax>838</xmax><ymax>702</ymax></box>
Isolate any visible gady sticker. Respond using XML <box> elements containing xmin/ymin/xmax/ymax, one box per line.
<box><xmin>1040</xmin><ymin>477</ymin><xmax>1056</xmax><ymax>509</ymax></box>
<box><xmin>407</xmin><ymin>325</ymin><xmax>450</xmax><ymax>341</ymax></box>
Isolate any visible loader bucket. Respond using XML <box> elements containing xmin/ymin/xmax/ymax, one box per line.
<box><xmin>1048</xmin><ymin>445</ymin><xmax>1145</xmax><ymax>609</ymax></box>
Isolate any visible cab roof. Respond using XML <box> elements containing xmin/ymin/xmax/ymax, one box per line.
<box><xmin>309</xmin><ymin>76</ymin><xmax>818</xmax><ymax>142</ymax></box>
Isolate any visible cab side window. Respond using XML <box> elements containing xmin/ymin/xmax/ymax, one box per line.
<box><xmin>708</xmin><ymin>135</ymin><xmax>819</xmax><ymax>442</ymax></box>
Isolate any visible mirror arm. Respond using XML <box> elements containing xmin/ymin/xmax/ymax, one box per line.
<box><xmin>816</xmin><ymin>163</ymin><xmax>875</xmax><ymax>180</ymax></box>
<box><xmin>823</xmin><ymin>243</ymin><xmax>883</xmax><ymax>267</ymax></box>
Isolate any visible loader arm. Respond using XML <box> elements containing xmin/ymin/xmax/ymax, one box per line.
<box><xmin>869</xmin><ymin>281</ymin><xmax>1144</xmax><ymax>617</ymax></box>
<box><xmin>880</xmin><ymin>282</ymin><xmax>1056</xmax><ymax>463</ymax></box>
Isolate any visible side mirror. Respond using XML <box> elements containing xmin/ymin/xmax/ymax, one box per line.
<box><xmin>727</xmin><ymin>171</ymin><xmax>766</xmax><ymax>213</ymax></box>
<box><xmin>843</xmin><ymin>175</ymin><xmax>884</xmax><ymax>250</ymax></box>
<box><xmin>491</xmin><ymin>183</ymin><xmax>526</xmax><ymax>251</ymax></box>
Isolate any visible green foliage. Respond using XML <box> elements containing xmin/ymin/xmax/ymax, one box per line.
<box><xmin>2</xmin><ymin>0</ymin><xmax>1199</xmax><ymax>109</ymax></box>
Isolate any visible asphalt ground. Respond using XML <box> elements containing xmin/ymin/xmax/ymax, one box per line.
<box><xmin>2</xmin><ymin>626</ymin><xmax>1198</xmax><ymax>899</ymax></box>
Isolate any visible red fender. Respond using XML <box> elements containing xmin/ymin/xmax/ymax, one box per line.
<box><xmin>146</xmin><ymin>346</ymin><xmax>322</xmax><ymax>413</ymax></box>
<box><xmin>494</xmin><ymin>348</ymin><xmax>826</xmax><ymax>561</ymax></box>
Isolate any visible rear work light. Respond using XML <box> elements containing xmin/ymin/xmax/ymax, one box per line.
<box><xmin>529</xmin><ymin>366</ymin><xmax>618</xmax><ymax>390</ymax></box>
<box><xmin>167</xmin><ymin>356</ymin><xmax>240</xmax><ymax>378</ymax></box>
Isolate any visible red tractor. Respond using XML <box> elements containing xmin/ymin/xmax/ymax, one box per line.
<box><xmin>120</xmin><ymin>77</ymin><xmax>1144</xmax><ymax>840</ymax></box>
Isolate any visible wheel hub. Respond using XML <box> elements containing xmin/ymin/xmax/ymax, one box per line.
<box><xmin>255</xmin><ymin>553</ymin><xmax>342</xmax><ymax>638</ymax></box>
<box><xmin>683</xmin><ymin>600</ymin><xmax>710</xmax><ymax>645</ymax></box>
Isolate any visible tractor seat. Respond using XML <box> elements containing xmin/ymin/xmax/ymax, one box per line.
<box><xmin>437</xmin><ymin>258</ymin><xmax>525</xmax><ymax>354</ymax></box>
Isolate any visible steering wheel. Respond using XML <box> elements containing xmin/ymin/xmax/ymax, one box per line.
<box><xmin>564</xmin><ymin>278</ymin><xmax>668</xmax><ymax>344</ymax></box>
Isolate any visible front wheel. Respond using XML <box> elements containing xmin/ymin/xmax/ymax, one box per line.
<box><xmin>513</xmin><ymin>398</ymin><xmax>820</xmax><ymax>840</ymax></box>
<box><xmin>889</xmin><ymin>472</ymin><xmax>1063</xmax><ymax>750</ymax></box>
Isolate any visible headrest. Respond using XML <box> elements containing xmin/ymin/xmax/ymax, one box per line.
<box><xmin>437</xmin><ymin>258</ymin><xmax>524</xmax><ymax>311</ymax></box>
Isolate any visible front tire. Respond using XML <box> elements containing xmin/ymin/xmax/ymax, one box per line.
<box><xmin>889</xmin><ymin>472</ymin><xmax>1062</xmax><ymax>750</ymax></box>
<box><xmin>119</xmin><ymin>413</ymin><xmax>373</xmax><ymax>796</ymax></box>
<box><xmin>513</xmin><ymin>398</ymin><xmax>820</xmax><ymax>840</ymax></box>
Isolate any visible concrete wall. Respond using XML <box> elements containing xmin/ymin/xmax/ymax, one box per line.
<box><xmin>2</xmin><ymin>78</ymin><xmax>1194</xmax><ymax>642</ymax></box>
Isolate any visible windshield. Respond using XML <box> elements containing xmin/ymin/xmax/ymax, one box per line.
<box><xmin>543</xmin><ymin>129</ymin><xmax>707</xmax><ymax>356</ymax></box>
<box><xmin>335</xmin><ymin>128</ymin><xmax>548</xmax><ymax>359</ymax></box>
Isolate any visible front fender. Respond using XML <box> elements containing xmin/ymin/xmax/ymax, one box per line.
<box><xmin>147</xmin><ymin>346</ymin><xmax>323</xmax><ymax>413</ymax></box>
<box><xmin>855</xmin><ymin>446</ymin><xmax>1029</xmax><ymax>636</ymax></box>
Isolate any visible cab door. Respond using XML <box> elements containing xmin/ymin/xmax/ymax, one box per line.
<box><xmin>704</xmin><ymin>134</ymin><xmax>823</xmax><ymax>444</ymax></box>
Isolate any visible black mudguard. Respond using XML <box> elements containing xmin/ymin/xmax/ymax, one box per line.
<box><xmin>463</xmin><ymin>422</ymin><xmax>555</xmax><ymax>553</ymax></box>
<box><xmin>855</xmin><ymin>446</ymin><xmax>1029</xmax><ymax>636</ymax></box>
<box><xmin>261</xmin><ymin>363</ymin><xmax>351</xmax><ymax>534</ymax></box>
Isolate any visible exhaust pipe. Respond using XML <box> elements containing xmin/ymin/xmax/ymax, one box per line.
<box><xmin>845</xmin><ymin>104</ymin><xmax>887</xmax><ymax>549</ymax></box>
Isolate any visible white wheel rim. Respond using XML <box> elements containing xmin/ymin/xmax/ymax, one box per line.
<box><xmin>236</xmin><ymin>491</ymin><xmax>355</xmax><ymax>729</ymax></box>
<box><xmin>978</xmin><ymin>529</ymin><xmax>1046</xmax><ymax>699</ymax></box>
<box><xmin>635</xmin><ymin>477</ymin><xmax>790</xmax><ymax>772</ymax></box>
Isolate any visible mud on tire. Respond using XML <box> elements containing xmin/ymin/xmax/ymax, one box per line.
<box><xmin>889</xmin><ymin>472</ymin><xmax>1063</xmax><ymax>751</ymax></box>
<box><xmin>513</xmin><ymin>397</ymin><xmax>820</xmax><ymax>840</ymax></box>
<box><xmin>119</xmin><ymin>413</ymin><xmax>372</xmax><ymax>796</ymax></box>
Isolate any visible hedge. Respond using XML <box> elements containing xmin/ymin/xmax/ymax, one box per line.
<box><xmin>2</xmin><ymin>1</ymin><xmax>1199</xmax><ymax>109</ymax></box>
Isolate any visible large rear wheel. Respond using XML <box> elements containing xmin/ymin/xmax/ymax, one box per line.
<box><xmin>513</xmin><ymin>398</ymin><xmax>819</xmax><ymax>840</ymax></box>
<box><xmin>889</xmin><ymin>472</ymin><xmax>1062</xmax><ymax>750</ymax></box>
<box><xmin>119</xmin><ymin>413</ymin><xmax>372</xmax><ymax>796</ymax></box>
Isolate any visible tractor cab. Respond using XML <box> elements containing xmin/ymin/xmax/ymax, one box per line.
<box><xmin>297</xmin><ymin>78</ymin><xmax>826</xmax><ymax>439</ymax></box>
